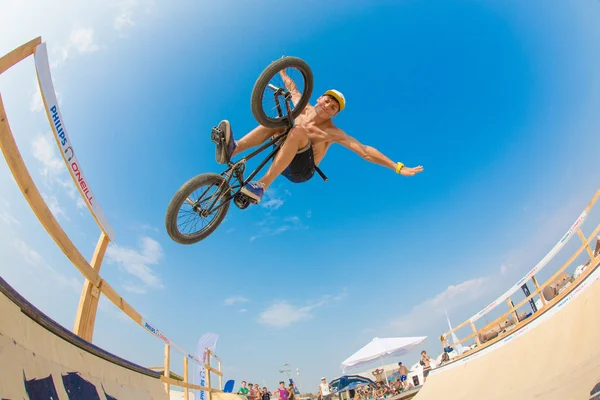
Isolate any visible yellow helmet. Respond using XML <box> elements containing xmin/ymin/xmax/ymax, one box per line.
<box><xmin>324</xmin><ymin>89</ymin><xmax>345</xmax><ymax>111</ymax></box>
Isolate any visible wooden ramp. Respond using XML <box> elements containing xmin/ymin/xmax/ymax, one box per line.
<box><xmin>0</xmin><ymin>276</ymin><xmax>168</xmax><ymax>399</ymax></box>
<box><xmin>414</xmin><ymin>260</ymin><xmax>600</xmax><ymax>400</ymax></box>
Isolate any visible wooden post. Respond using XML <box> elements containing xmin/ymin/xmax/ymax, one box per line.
<box><xmin>164</xmin><ymin>344</ymin><xmax>171</xmax><ymax>395</ymax></box>
<box><xmin>506</xmin><ymin>298</ymin><xmax>519</xmax><ymax>326</ymax></box>
<box><xmin>218</xmin><ymin>359</ymin><xmax>223</xmax><ymax>390</ymax></box>
<box><xmin>577</xmin><ymin>228</ymin><xmax>594</xmax><ymax>259</ymax></box>
<box><xmin>73</xmin><ymin>232</ymin><xmax>110</xmax><ymax>341</ymax></box>
<box><xmin>470</xmin><ymin>321</ymin><xmax>480</xmax><ymax>346</ymax></box>
<box><xmin>184</xmin><ymin>357</ymin><xmax>189</xmax><ymax>400</ymax></box>
<box><xmin>531</xmin><ymin>275</ymin><xmax>546</xmax><ymax>306</ymax></box>
<box><xmin>206</xmin><ymin>352</ymin><xmax>212</xmax><ymax>400</ymax></box>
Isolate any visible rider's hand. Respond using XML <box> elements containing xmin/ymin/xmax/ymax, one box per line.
<box><xmin>399</xmin><ymin>165</ymin><xmax>424</xmax><ymax>176</ymax></box>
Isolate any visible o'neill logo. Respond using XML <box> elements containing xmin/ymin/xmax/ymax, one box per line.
<box><xmin>50</xmin><ymin>105</ymin><xmax>67</xmax><ymax>146</ymax></box>
<box><xmin>71</xmin><ymin>162</ymin><xmax>93</xmax><ymax>205</ymax></box>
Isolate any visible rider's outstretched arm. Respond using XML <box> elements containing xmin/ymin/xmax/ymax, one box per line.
<box><xmin>279</xmin><ymin>69</ymin><xmax>302</xmax><ymax>106</ymax></box>
<box><xmin>333</xmin><ymin>128</ymin><xmax>423</xmax><ymax>176</ymax></box>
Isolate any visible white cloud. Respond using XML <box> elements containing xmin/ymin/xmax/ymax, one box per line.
<box><xmin>0</xmin><ymin>198</ymin><xmax>20</xmax><ymax>227</ymax></box>
<box><xmin>42</xmin><ymin>193</ymin><xmax>69</xmax><ymax>221</ymax></box>
<box><xmin>389</xmin><ymin>276</ymin><xmax>492</xmax><ymax>333</ymax></box>
<box><xmin>69</xmin><ymin>28</ymin><xmax>100</xmax><ymax>54</ymax></box>
<box><xmin>223</xmin><ymin>296</ymin><xmax>249</xmax><ymax>306</ymax></box>
<box><xmin>239</xmin><ymin>309</ymin><xmax>247</xmax><ymax>313</ymax></box>
<box><xmin>76</xmin><ymin>197</ymin><xmax>87</xmax><ymax>209</ymax></box>
<box><xmin>258</xmin><ymin>301</ymin><xmax>319</xmax><ymax>328</ymax></box>
<box><xmin>258</xmin><ymin>288</ymin><xmax>347</xmax><ymax>328</ymax></box>
<box><xmin>105</xmin><ymin>236</ymin><xmax>164</xmax><ymax>291</ymax></box>
<box><xmin>11</xmin><ymin>238</ymin><xmax>81</xmax><ymax>292</ymax></box>
<box><xmin>250</xmin><ymin>214</ymin><xmax>306</xmax><ymax>241</ymax></box>
<box><xmin>306</xmin><ymin>210</ymin><xmax>312</xmax><ymax>219</ymax></box>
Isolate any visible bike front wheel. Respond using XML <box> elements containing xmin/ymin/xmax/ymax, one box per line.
<box><xmin>250</xmin><ymin>56</ymin><xmax>314</xmax><ymax>128</ymax></box>
<box><xmin>165</xmin><ymin>173</ymin><xmax>231</xmax><ymax>245</ymax></box>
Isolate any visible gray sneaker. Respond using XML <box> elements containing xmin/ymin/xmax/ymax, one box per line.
<box><xmin>213</xmin><ymin>120</ymin><xmax>237</xmax><ymax>164</ymax></box>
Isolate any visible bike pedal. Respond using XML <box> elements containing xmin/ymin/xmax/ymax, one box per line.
<box><xmin>211</xmin><ymin>127</ymin><xmax>223</xmax><ymax>144</ymax></box>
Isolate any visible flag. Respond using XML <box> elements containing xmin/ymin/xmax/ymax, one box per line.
<box><xmin>193</xmin><ymin>332</ymin><xmax>220</xmax><ymax>400</ymax></box>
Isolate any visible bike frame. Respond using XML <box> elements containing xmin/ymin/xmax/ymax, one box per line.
<box><xmin>203</xmin><ymin>87</ymin><xmax>295</xmax><ymax>214</ymax></box>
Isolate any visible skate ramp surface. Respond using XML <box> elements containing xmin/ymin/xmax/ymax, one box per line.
<box><xmin>414</xmin><ymin>260</ymin><xmax>600</xmax><ymax>400</ymax></box>
<box><xmin>0</xmin><ymin>276</ymin><xmax>169</xmax><ymax>400</ymax></box>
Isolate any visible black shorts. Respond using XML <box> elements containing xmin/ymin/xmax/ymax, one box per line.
<box><xmin>274</xmin><ymin>142</ymin><xmax>315</xmax><ymax>183</ymax></box>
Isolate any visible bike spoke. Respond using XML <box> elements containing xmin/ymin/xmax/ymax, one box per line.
<box><xmin>176</xmin><ymin>183</ymin><xmax>226</xmax><ymax>236</ymax></box>
<box><xmin>261</xmin><ymin>66</ymin><xmax>306</xmax><ymax>120</ymax></box>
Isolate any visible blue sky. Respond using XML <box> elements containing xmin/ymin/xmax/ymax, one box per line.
<box><xmin>1</xmin><ymin>0</ymin><xmax>600</xmax><ymax>393</ymax></box>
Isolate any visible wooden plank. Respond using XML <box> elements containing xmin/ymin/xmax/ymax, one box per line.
<box><xmin>218</xmin><ymin>359</ymin><xmax>222</xmax><ymax>390</ymax></box>
<box><xmin>73</xmin><ymin>232</ymin><xmax>110</xmax><ymax>341</ymax></box>
<box><xmin>0</xmin><ymin>94</ymin><xmax>101</xmax><ymax>287</ymax></box>
<box><xmin>577</xmin><ymin>228</ymin><xmax>594</xmax><ymax>259</ymax></box>
<box><xmin>506</xmin><ymin>298</ymin><xmax>520</xmax><ymax>326</ymax></box>
<box><xmin>164</xmin><ymin>345</ymin><xmax>171</xmax><ymax>395</ymax></box>
<box><xmin>531</xmin><ymin>275</ymin><xmax>547</xmax><ymax>306</ymax></box>
<box><xmin>205</xmin><ymin>365</ymin><xmax>223</xmax><ymax>376</ymax></box>
<box><xmin>159</xmin><ymin>376</ymin><xmax>218</xmax><ymax>392</ymax></box>
<box><xmin>98</xmin><ymin>280</ymin><xmax>142</xmax><ymax>324</ymax></box>
<box><xmin>0</xmin><ymin>37</ymin><xmax>41</xmax><ymax>75</ymax></box>
<box><xmin>184</xmin><ymin>357</ymin><xmax>189</xmax><ymax>400</ymax></box>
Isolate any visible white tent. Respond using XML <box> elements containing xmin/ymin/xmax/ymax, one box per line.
<box><xmin>340</xmin><ymin>336</ymin><xmax>427</xmax><ymax>373</ymax></box>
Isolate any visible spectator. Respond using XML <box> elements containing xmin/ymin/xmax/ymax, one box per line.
<box><xmin>238</xmin><ymin>381</ymin><xmax>249</xmax><ymax>395</ymax></box>
<box><xmin>371</xmin><ymin>368</ymin><xmax>384</xmax><ymax>385</ymax></box>
<box><xmin>287</xmin><ymin>383</ymin><xmax>296</xmax><ymax>400</ymax></box>
<box><xmin>261</xmin><ymin>387</ymin><xmax>271</xmax><ymax>400</ymax></box>
<box><xmin>420</xmin><ymin>350</ymin><xmax>432</xmax><ymax>382</ymax></box>
<box><xmin>274</xmin><ymin>381</ymin><xmax>289</xmax><ymax>400</ymax></box>
<box><xmin>397</xmin><ymin>362</ymin><xmax>409</xmax><ymax>389</ymax></box>
<box><xmin>318</xmin><ymin>377</ymin><xmax>332</xmax><ymax>400</ymax></box>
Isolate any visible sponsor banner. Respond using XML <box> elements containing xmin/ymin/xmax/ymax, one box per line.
<box><xmin>141</xmin><ymin>318</ymin><xmax>209</xmax><ymax>365</ymax></box>
<box><xmin>469</xmin><ymin>210</ymin><xmax>588</xmax><ymax>323</ymax></box>
<box><xmin>194</xmin><ymin>333</ymin><xmax>220</xmax><ymax>400</ymax></box>
<box><xmin>433</xmin><ymin>259</ymin><xmax>600</xmax><ymax>376</ymax></box>
<box><xmin>33</xmin><ymin>42</ymin><xmax>115</xmax><ymax>240</ymax></box>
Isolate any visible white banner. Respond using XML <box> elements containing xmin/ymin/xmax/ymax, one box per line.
<box><xmin>469</xmin><ymin>210</ymin><xmax>588</xmax><ymax>323</ymax></box>
<box><xmin>194</xmin><ymin>332</ymin><xmax>220</xmax><ymax>400</ymax></box>
<box><xmin>33</xmin><ymin>42</ymin><xmax>115</xmax><ymax>240</ymax></box>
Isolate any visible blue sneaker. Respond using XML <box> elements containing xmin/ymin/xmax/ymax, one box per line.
<box><xmin>240</xmin><ymin>181</ymin><xmax>265</xmax><ymax>204</ymax></box>
<box><xmin>214</xmin><ymin>120</ymin><xmax>237</xmax><ymax>164</ymax></box>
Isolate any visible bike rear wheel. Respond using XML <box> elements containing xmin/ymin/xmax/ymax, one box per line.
<box><xmin>250</xmin><ymin>56</ymin><xmax>314</xmax><ymax>128</ymax></box>
<box><xmin>165</xmin><ymin>173</ymin><xmax>231</xmax><ymax>245</ymax></box>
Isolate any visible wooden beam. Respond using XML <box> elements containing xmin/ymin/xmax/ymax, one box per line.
<box><xmin>0</xmin><ymin>37</ymin><xmax>41</xmax><ymax>75</ymax></box>
<box><xmin>577</xmin><ymin>228</ymin><xmax>594</xmax><ymax>259</ymax></box>
<box><xmin>184</xmin><ymin>356</ymin><xmax>189</xmax><ymax>400</ymax></box>
<box><xmin>164</xmin><ymin>345</ymin><xmax>171</xmax><ymax>395</ymax></box>
<box><xmin>73</xmin><ymin>232</ymin><xmax>110</xmax><ymax>341</ymax></box>
<box><xmin>531</xmin><ymin>275</ymin><xmax>546</xmax><ymax>306</ymax></box>
<box><xmin>0</xmin><ymin>94</ymin><xmax>101</xmax><ymax>287</ymax></box>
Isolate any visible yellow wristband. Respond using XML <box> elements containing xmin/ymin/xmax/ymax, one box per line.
<box><xmin>395</xmin><ymin>162</ymin><xmax>404</xmax><ymax>174</ymax></box>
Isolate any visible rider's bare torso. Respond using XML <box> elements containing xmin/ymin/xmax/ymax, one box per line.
<box><xmin>293</xmin><ymin>103</ymin><xmax>339</xmax><ymax>165</ymax></box>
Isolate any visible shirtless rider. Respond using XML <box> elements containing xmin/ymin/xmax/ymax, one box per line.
<box><xmin>213</xmin><ymin>68</ymin><xmax>424</xmax><ymax>204</ymax></box>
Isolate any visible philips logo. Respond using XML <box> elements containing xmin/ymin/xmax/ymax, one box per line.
<box><xmin>50</xmin><ymin>105</ymin><xmax>67</xmax><ymax>146</ymax></box>
<box><xmin>144</xmin><ymin>322</ymin><xmax>157</xmax><ymax>335</ymax></box>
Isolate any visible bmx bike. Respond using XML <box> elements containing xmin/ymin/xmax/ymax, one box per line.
<box><xmin>165</xmin><ymin>56</ymin><xmax>324</xmax><ymax>245</ymax></box>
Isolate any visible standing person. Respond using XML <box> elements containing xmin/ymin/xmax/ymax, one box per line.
<box><xmin>318</xmin><ymin>377</ymin><xmax>332</xmax><ymax>400</ymax></box>
<box><xmin>261</xmin><ymin>387</ymin><xmax>271</xmax><ymax>400</ymax></box>
<box><xmin>397</xmin><ymin>362</ymin><xmax>409</xmax><ymax>389</ymax></box>
<box><xmin>287</xmin><ymin>383</ymin><xmax>296</xmax><ymax>400</ymax></box>
<box><xmin>420</xmin><ymin>351</ymin><xmax>432</xmax><ymax>383</ymax></box>
<box><xmin>238</xmin><ymin>381</ymin><xmax>250</xmax><ymax>396</ymax></box>
<box><xmin>274</xmin><ymin>381</ymin><xmax>289</xmax><ymax>400</ymax></box>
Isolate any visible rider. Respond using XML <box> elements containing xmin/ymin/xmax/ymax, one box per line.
<box><xmin>213</xmin><ymin>69</ymin><xmax>424</xmax><ymax>204</ymax></box>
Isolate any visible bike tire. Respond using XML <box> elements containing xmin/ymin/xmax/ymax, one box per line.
<box><xmin>165</xmin><ymin>173</ymin><xmax>231</xmax><ymax>245</ymax></box>
<box><xmin>250</xmin><ymin>56</ymin><xmax>314</xmax><ymax>128</ymax></box>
